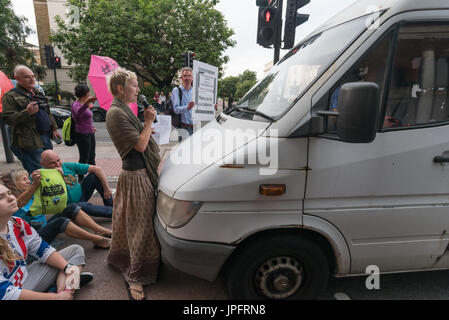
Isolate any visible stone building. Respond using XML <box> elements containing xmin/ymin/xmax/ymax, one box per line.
<box><xmin>33</xmin><ymin>0</ymin><xmax>77</xmax><ymax>93</ymax></box>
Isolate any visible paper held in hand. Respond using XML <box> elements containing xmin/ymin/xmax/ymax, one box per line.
<box><xmin>151</xmin><ymin>115</ymin><xmax>172</xmax><ymax>145</ymax></box>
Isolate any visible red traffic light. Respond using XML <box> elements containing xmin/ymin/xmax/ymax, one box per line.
<box><xmin>257</xmin><ymin>6</ymin><xmax>279</xmax><ymax>47</ymax></box>
<box><xmin>53</xmin><ymin>56</ymin><xmax>62</xmax><ymax>68</ymax></box>
<box><xmin>265</xmin><ymin>10</ymin><xmax>271</xmax><ymax>22</ymax></box>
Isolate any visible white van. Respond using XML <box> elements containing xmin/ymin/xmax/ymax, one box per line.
<box><xmin>156</xmin><ymin>0</ymin><xmax>449</xmax><ymax>299</ymax></box>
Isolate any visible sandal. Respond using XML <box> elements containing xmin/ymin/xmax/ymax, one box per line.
<box><xmin>93</xmin><ymin>237</ymin><xmax>111</xmax><ymax>249</ymax></box>
<box><xmin>125</xmin><ymin>281</ymin><xmax>145</xmax><ymax>301</ymax></box>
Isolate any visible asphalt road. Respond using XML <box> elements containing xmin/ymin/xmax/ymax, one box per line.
<box><xmin>92</xmin><ymin>121</ymin><xmax>112</xmax><ymax>143</ymax></box>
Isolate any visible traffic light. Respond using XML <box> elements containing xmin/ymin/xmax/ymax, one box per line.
<box><xmin>283</xmin><ymin>0</ymin><xmax>310</xmax><ymax>49</ymax></box>
<box><xmin>188</xmin><ymin>51</ymin><xmax>195</xmax><ymax>68</ymax></box>
<box><xmin>181</xmin><ymin>51</ymin><xmax>195</xmax><ymax>68</ymax></box>
<box><xmin>257</xmin><ymin>5</ymin><xmax>279</xmax><ymax>48</ymax></box>
<box><xmin>44</xmin><ymin>44</ymin><xmax>55</xmax><ymax>68</ymax></box>
<box><xmin>181</xmin><ymin>52</ymin><xmax>187</xmax><ymax>67</ymax></box>
<box><xmin>54</xmin><ymin>57</ymin><xmax>62</xmax><ymax>69</ymax></box>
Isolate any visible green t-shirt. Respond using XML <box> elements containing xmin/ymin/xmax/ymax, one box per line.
<box><xmin>62</xmin><ymin>162</ymin><xmax>90</xmax><ymax>203</ymax></box>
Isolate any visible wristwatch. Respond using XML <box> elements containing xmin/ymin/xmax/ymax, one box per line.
<box><xmin>64</xmin><ymin>263</ymin><xmax>73</xmax><ymax>272</ymax></box>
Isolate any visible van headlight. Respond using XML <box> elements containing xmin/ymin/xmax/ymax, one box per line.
<box><xmin>157</xmin><ymin>191</ymin><xmax>202</xmax><ymax>228</ymax></box>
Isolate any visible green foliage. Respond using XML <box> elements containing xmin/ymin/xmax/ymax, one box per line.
<box><xmin>235</xmin><ymin>79</ymin><xmax>257</xmax><ymax>100</ymax></box>
<box><xmin>51</xmin><ymin>0</ymin><xmax>236</xmax><ymax>90</ymax></box>
<box><xmin>32</xmin><ymin>64</ymin><xmax>47</xmax><ymax>82</ymax></box>
<box><xmin>42</xmin><ymin>82</ymin><xmax>62</xmax><ymax>103</ymax></box>
<box><xmin>218</xmin><ymin>69</ymin><xmax>258</xmax><ymax>100</ymax></box>
<box><xmin>240</xmin><ymin>70</ymin><xmax>257</xmax><ymax>83</ymax></box>
<box><xmin>0</xmin><ymin>0</ymin><xmax>35</xmax><ymax>77</ymax></box>
<box><xmin>218</xmin><ymin>75</ymin><xmax>238</xmax><ymax>97</ymax></box>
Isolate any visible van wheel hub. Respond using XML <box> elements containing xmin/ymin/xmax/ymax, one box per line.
<box><xmin>254</xmin><ymin>256</ymin><xmax>303</xmax><ymax>299</ymax></box>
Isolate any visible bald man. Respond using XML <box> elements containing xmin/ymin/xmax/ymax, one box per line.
<box><xmin>40</xmin><ymin>150</ymin><xmax>113</xmax><ymax>218</ymax></box>
<box><xmin>2</xmin><ymin>65</ymin><xmax>61</xmax><ymax>173</ymax></box>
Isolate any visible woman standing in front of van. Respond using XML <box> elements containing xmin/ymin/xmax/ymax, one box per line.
<box><xmin>105</xmin><ymin>68</ymin><xmax>161</xmax><ymax>300</ymax></box>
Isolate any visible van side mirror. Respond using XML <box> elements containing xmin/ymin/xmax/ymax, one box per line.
<box><xmin>336</xmin><ymin>82</ymin><xmax>379</xmax><ymax>143</ymax></box>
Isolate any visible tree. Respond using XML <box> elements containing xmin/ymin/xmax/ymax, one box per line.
<box><xmin>42</xmin><ymin>82</ymin><xmax>61</xmax><ymax>104</ymax></box>
<box><xmin>51</xmin><ymin>0</ymin><xmax>236</xmax><ymax>90</ymax></box>
<box><xmin>0</xmin><ymin>0</ymin><xmax>35</xmax><ymax>77</ymax></box>
<box><xmin>33</xmin><ymin>64</ymin><xmax>47</xmax><ymax>82</ymax></box>
<box><xmin>235</xmin><ymin>79</ymin><xmax>257</xmax><ymax>100</ymax></box>
<box><xmin>218</xmin><ymin>75</ymin><xmax>239</xmax><ymax>98</ymax></box>
<box><xmin>240</xmin><ymin>70</ymin><xmax>257</xmax><ymax>83</ymax></box>
<box><xmin>218</xmin><ymin>69</ymin><xmax>258</xmax><ymax>100</ymax></box>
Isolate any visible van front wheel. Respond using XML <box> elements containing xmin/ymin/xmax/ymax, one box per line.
<box><xmin>226</xmin><ymin>235</ymin><xmax>329</xmax><ymax>300</ymax></box>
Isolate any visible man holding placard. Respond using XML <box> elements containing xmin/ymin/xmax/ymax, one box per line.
<box><xmin>172</xmin><ymin>67</ymin><xmax>195</xmax><ymax>136</ymax></box>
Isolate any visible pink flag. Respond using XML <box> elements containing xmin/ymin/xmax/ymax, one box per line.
<box><xmin>0</xmin><ymin>70</ymin><xmax>14</xmax><ymax>113</ymax></box>
<box><xmin>87</xmin><ymin>55</ymin><xmax>137</xmax><ymax>116</ymax></box>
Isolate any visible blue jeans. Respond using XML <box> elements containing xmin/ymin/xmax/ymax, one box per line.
<box><xmin>35</xmin><ymin>203</ymin><xmax>81</xmax><ymax>244</ymax></box>
<box><xmin>77</xmin><ymin>201</ymin><xmax>112</xmax><ymax>219</ymax></box>
<box><xmin>80</xmin><ymin>173</ymin><xmax>113</xmax><ymax>207</ymax></box>
<box><xmin>10</xmin><ymin>145</ymin><xmax>43</xmax><ymax>174</ymax></box>
<box><xmin>40</xmin><ymin>134</ymin><xmax>53</xmax><ymax>150</ymax></box>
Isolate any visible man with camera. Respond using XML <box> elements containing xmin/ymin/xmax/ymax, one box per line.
<box><xmin>1</xmin><ymin>65</ymin><xmax>61</xmax><ymax>174</ymax></box>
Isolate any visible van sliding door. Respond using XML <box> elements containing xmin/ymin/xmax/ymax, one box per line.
<box><xmin>306</xmin><ymin>17</ymin><xmax>449</xmax><ymax>274</ymax></box>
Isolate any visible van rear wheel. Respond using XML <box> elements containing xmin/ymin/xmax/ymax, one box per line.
<box><xmin>226</xmin><ymin>235</ymin><xmax>329</xmax><ymax>300</ymax></box>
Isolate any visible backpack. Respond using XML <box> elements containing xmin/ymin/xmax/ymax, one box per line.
<box><xmin>29</xmin><ymin>169</ymin><xmax>68</xmax><ymax>216</ymax></box>
<box><xmin>62</xmin><ymin>115</ymin><xmax>76</xmax><ymax>146</ymax></box>
<box><xmin>168</xmin><ymin>87</ymin><xmax>183</xmax><ymax>128</ymax></box>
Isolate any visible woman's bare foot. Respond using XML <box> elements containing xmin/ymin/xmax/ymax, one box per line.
<box><xmin>126</xmin><ymin>282</ymin><xmax>145</xmax><ymax>300</ymax></box>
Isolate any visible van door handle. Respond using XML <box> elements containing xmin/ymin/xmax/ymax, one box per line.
<box><xmin>434</xmin><ymin>155</ymin><xmax>449</xmax><ymax>163</ymax></box>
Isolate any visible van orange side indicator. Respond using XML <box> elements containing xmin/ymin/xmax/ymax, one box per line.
<box><xmin>259</xmin><ymin>184</ymin><xmax>286</xmax><ymax>196</ymax></box>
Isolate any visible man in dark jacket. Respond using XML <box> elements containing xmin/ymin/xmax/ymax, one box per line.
<box><xmin>1</xmin><ymin>65</ymin><xmax>61</xmax><ymax>173</ymax></box>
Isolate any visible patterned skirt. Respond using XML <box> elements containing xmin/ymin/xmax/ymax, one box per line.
<box><xmin>107</xmin><ymin>169</ymin><xmax>160</xmax><ymax>285</ymax></box>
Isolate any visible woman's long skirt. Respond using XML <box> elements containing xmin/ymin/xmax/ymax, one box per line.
<box><xmin>107</xmin><ymin>169</ymin><xmax>160</xmax><ymax>285</ymax></box>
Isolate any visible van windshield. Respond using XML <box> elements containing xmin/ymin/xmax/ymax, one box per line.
<box><xmin>230</xmin><ymin>14</ymin><xmax>376</xmax><ymax>121</ymax></box>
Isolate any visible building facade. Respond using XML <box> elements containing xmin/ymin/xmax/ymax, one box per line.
<box><xmin>33</xmin><ymin>0</ymin><xmax>77</xmax><ymax>93</ymax></box>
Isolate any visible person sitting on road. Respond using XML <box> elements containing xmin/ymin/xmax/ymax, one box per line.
<box><xmin>1</xmin><ymin>169</ymin><xmax>111</xmax><ymax>249</ymax></box>
<box><xmin>40</xmin><ymin>150</ymin><xmax>113</xmax><ymax>219</ymax></box>
<box><xmin>0</xmin><ymin>182</ymin><xmax>93</xmax><ymax>300</ymax></box>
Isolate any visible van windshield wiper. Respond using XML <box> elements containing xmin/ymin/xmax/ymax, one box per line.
<box><xmin>229</xmin><ymin>106</ymin><xmax>275</xmax><ymax>122</ymax></box>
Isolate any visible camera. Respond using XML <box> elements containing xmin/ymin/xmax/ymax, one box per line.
<box><xmin>52</xmin><ymin>136</ymin><xmax>62</xmax><ymax>145</ymax></box>
<box><xmin>32</xmin><ymin>94</ymin><xmax>50</xmax><ymax>111</ymax></box>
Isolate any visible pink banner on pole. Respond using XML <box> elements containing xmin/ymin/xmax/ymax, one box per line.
<box><xmin>87</xmin><ymin>55</ymin><xmax>137</xmax><ymax>116</ymax></box>
<box><xmin>0</xmin><ymin>70</ymin><xmax>14</xmax><ymax>113</ymax></box>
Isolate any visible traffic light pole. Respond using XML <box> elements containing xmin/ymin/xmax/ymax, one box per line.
<box><xmin>273</xmin><ymin>0</ymin><xmax>283</xmax><ymax>64</ymax></box>
<box><xmin>53</xmin><ymin>66</ymin><xmax>59</xmax><ymax>105</ymax></box>
<box><xmin>0</xmin><ymin>118</ymin><xmax>14</xmax><ymax>163</ymax></box>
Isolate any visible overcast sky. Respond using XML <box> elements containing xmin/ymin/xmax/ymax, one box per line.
<box><xmin>11</xmin><ymin>0</ymin><xmax>358</xmax><ymax>79</ymax></box>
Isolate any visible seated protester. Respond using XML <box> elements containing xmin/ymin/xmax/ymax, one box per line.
<box><xmin>1</xmin><ymin>169</ymin><xmax>111</xmax><ymax>249</ymax></box>
<box><xmin>40</xmin><ymin>150</ymin><xmax>113</xmax><ymax>219</ymax></box>
<box><xmin>0</xmin><ymin>183</ymin><xmax>93</xmax><ymax>300</ymax></box>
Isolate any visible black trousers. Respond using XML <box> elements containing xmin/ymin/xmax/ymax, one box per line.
<box><xmin>75</xmin><ymin>132</ymin><xmax>96</xmax><ymax>166</ymax></box>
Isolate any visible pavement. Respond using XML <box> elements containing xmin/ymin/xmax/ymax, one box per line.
<box><xmin>0</xmin><ymin>133</ymin><xmax>229</xmax><ymax>300</ymax></box>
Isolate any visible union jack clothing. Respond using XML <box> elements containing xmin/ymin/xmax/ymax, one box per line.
<box><xmin>0</xmin><ymin>217</ymin><xmax>55</xmax><ymax>300</ymax></box>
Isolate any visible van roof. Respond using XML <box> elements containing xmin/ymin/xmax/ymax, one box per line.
<box><xmin>309</xmin><ymin>0</ymin><xmax>449</xmax><ymax>38</ymax></box>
